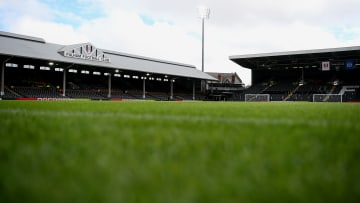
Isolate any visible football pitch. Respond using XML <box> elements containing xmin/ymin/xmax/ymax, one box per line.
<box><xmin>0</xmin><ymin>100</ymin><xmax>359</xmax><ymax>202</ymax></box>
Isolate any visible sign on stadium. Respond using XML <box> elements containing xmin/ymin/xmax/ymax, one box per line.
<box><xmin>59</xmin><ymin>43</ymin><xmax>111</xmax><ymax>63</ymax></box>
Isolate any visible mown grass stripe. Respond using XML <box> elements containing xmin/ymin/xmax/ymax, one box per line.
<box><xmin>0</xmin><ymin>108</ymin><xmax>357</xmax><ymax>129</ymax></box>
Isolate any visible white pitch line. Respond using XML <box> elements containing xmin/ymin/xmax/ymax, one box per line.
<box><xmin>0</xmin><ymin>108</ymin><xmax>358</xmax><ymax>129</ymax></box>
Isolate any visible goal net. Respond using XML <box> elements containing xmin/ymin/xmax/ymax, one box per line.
<box><xmin>312</xmin><ymin>94</ymin><xmax>343</xmax><ymax>102</ymax></box>
<box><xmin>245</xmin><ymin>94</ymin><xmax>270</xmax><ymax>102</ymax></box>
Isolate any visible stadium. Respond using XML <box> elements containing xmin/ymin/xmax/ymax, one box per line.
<box><xmin>1</xmin><ymin>31</ymin><xmax>360</xmax><ymax>203</ymax></box>
<box><xmin>1</xmin><ymin>31</ymin><xmax>360</xmax><ymax>102</ymax></box>
<box><xmin>230</xmin><ymin>47</ymin><xmax>360</xmax><ymax>102</ymax></box>
<box><xmin>0</xmin><ymin>31</ymin><xmax>216</xmax><ymax>101</ymax></box>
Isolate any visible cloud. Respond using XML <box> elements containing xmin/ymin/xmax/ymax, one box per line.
<box><xmin>77</xmin><ymin>10</ymin><xmax>201</xmax><ymax>66</ymax></box>
<box><xmin>139</xmin><ymin>14</ymin><xmax>155</xmax><ymax>26</ymax></box>
<box><xmin>0</xmin><ymin>0</ymin><xmax>52</xmax><ymax>29</ymax></box>
<box><xmin>8</xmin><ymin>16</ymin><xmax>90</xmax><ymax>45</ymax></box>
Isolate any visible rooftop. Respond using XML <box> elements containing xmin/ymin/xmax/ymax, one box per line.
<box><xmin>0</xmin><ymin>31</ymin><xmax>216</xmax><ymax>80</ymax></box>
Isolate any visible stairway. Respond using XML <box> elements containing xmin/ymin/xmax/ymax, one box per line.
<box><xmin>322</xmin><ymin>86</ymin><xmax>337</xmax><ymax>102</ymax></box>
<box><xmin>4</xmin><ymin>86</ymin><xmax>22</xmax><ymax>98</ymax></box>
<box><xmin>283</xmin><ymin>85</ymin><xmax>301</xmax><ymax>101</ymax></box>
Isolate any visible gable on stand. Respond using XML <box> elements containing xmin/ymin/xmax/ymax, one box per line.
<box><xmin>206</xmin><ymin>72</ymin><xmax>244</xmax><ymax>85</ymax></box>
<box><xmin>58</xmin><ymin>43</ymin><xmax>111</xmax><ymax>63</ymax></box>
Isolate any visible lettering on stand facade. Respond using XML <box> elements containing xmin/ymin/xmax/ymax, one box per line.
<box><xmin>59</xmin><ymin>43</ymin><xmax>111</xmax><ymax>63</ymax></box>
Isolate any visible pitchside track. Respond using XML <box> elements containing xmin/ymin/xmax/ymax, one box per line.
<box><xmin>0</xmin><ymin>101</ymin><xmax>359</xmax><ymax>203</ymax></box>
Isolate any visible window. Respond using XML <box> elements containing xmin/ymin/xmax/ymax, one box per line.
<box><xmin>104</xmin><ymin>73</ymin><xmax>110</xmax><ymax>76</ymax></box>
<box><xmin>69</xmin><ymin>69</ymin><xmax>77</xmax><ymax>73</ymax></box>
<box><xmin>124</xmin><ymin>75</ymin><xmax>130</xmax><ymax>78</ymax></box>
<box><xmin>81</xmin><ymin>70</ymin><xmax>90</xmax><ymax>74</ymax></box>
<box><xmin>55</xmin><ymin>68</ymin><xmax>64</xmax><ymax>72</ymax></box>
<box><xmin>6</xmin><ymin>63</ymin><xmax>18</xmax><ymax>67</ymax></box>
<box><xmin>93</xmin><ymin>71</ymin><xmax>101</xmax><ymax>75</ymax></box>
<box><xmin>24</xmin><ymin>65</ymin><xmax>35</xmax><ymax>69</ymax></box>
<box><xmin>40</xmin><ymin>66</ymin><xmax>50</xmax><ymax>70</ymax></box>
<box><xmin>114</xmin><ymin>74</ymin><xmax>121</xmax><ymax>77</ymax></box>
<box><xmin>132</xmin><ymin>76</ymin><xmax>139</xmax><ymax>79</ymax></box>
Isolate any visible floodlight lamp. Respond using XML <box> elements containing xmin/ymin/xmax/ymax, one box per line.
<box><xmin>48</xmin><ymin>62</ymin><xmax>54</xmax><ymax>66</ymax></box>
<box><xmin>198</xmin><ymin>6</ymin><xmax>210</xmax><ymax>19</ymax></box>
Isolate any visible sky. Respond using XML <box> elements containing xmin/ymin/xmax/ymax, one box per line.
<box><xmin>1</xmin><ymin>0</ymin><xmax>360</xmax><ymax>85</ymax></box>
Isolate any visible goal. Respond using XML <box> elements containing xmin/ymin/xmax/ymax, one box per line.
<box><xmin>245</xmin><ymin>94</ymin><xmax>270</xmax><ymax>102</ymax></box>
<box><xmin>312</xmin><ymin>94</ymin><xmax>343</xmax><ymax>102</ymax></box>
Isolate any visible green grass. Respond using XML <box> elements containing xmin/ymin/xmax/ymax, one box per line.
<box><xmin>0</xmin><ymin>100</ymin><xmax>359</xmax><ymax>203</ymax></box>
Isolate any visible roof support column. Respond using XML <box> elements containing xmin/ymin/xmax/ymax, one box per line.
<box><xmin>142</xmin><ymin>78</ymin><xmax>146</xmax><ymax>99</ymax></box>
<box><xmin>62</xmin><ymin>69</ymin><xmax>66</xmax><ymax>97</ymax></box>
<box><xmin>193</xmin><ymin>80</ymin><xmax>196</xmax><ymax>100</ymax></box>
<box><xmin>1</xmin><ymin>57</ymin><xmax>12</xmax><ymax>97</ymax></box>
<box><xmin>1</xmin><ymin>61</ymin><xmax>4</xmax><ymax>96</ymax></box>
<box><xmin>108</xmin><ymin>73</ymin><xmax>111</xmax><ymax>98</ymax></box>
<box><xmin>301</xmin><ymin>67</ymin><xmax>304</xmax><ymax>83</ymax></box>
<box><xmin>170</xmin><ymin>79</ymin><xmax>174</xmax><ymax>100</ymax></box>
<box><xmin>62</xmin><ymin>64</ymin><xmax>74</xmax><ymax>97</ymax></box>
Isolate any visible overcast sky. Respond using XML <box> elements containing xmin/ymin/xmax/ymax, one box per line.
<box><xmin>1</xmin><ymin>0</ymin><xmax>360</xmax><ymax>85</ymax></box>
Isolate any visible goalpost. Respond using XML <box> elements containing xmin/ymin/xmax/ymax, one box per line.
<box><xmin>312</xmin><ymin>94</ymin><xmax>343</xmax><ymax>102</ymax></box>
<box><xmin>245</xmin><ymin>94</ymin><xmax>270</xmax><ymax>102</ymax></box>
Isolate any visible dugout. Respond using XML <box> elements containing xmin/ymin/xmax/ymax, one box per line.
<box><xmin>230</xmin><ymin>46</ymin><xmax>360</xmax><ymax>102</ymax></box>
<box><xmin>0</xmin><ymin>31</ymin><xmax>216</xmax><ymax>100</ymax></box>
